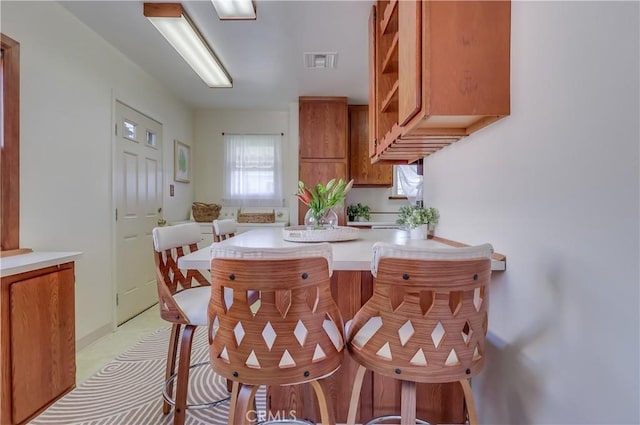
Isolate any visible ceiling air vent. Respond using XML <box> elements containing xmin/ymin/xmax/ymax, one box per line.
<box><xmin>304</xmin><ymin>52</ymin><xmax>338</xmax><ymax>69</ymax></box>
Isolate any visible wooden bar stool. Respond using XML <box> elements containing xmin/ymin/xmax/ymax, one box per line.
<box><xmin>208</xmin><ymin>244</ymin><xmax>345</xmax><ymax>425</ymax></box>
<box><xmin>346</xmin><ymin>242</ymin><xmax>494</xmax><ymax>425</ymax></box>
<box><xmin>153</xmin><ymin>223</ymin><xmax>229</xmax><ymax>425</ymax></box>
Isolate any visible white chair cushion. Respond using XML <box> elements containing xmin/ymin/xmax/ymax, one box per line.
<box><xmin>211</xmin><ymin>243</ymin><xmax>334</xmax><ymax>276</ymax></box>
<box><xmin>173</xmin><ymin>286</ymin><xmax>210</xmax><ymax>326</ymax></box>
<box><xmin>371</xmin><ymin>242</ymin><xmax>494</xmax><ymax>277</ymax></box>
<box><xmin>213</xmin><ymin>219</ymin><xmax>237</xmax><ymax>236</ymax></box>
<box><xmin>153</xmin><ymin>223</ymin><xmax>202</xmax><ymax>252</ymax></box>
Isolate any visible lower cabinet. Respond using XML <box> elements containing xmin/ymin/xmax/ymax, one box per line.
<box><xmin>1</xmin><ymin>262</ymin><xmax>76</xmax><ymax>425</ymax></box>
<box><xmin>267</xmin><ymin>270</ymin><xmax>465</xmax><ymax>423</ymax></box>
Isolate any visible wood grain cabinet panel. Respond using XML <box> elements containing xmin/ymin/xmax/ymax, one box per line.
<box><xmin>373</xmin><ymin>376</ymin><xmax>465</xmax><ymax>424</ymax></box>
<box><xmin>368</xmin><ymin>5</ymin><xmax>378</xmax><ymax>159</ymax></box>
<box><xmin>298</xmin><ymin>161</ymin><xmax>348</xmax><ymax>225</ymax></box>
<box><xmin>371</xmin><ymin>0</ymin><xmax>511</xmax><ymax>163</ymax></box>
<box><xmin>349</xmin><ymin>105</ymin><xmax>392</xmax><ymax>187</ymax></box>
<box><xmin>1</xmin><ymin>263</ymin><xmax>76</xmax><ymax>425</ymax></box>
<box><xmin>299</xmin><ymin>97</ymin><xmax>348</xmax><ymax>160</ymax></box>
<box><xmin>298</xmin><ymin>97</ymin><xmax>349</xmax><ymax>225</ymax></box>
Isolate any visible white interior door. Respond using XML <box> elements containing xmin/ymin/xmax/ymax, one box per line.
<box><xmin>114</xmin><ymin>101</ymin><xmax>163</xmax><ymax>325</ymax></box>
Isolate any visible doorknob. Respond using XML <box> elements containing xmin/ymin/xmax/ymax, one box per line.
<box><xmin>157</xmin><ymin>207</ymin><xmax>166</xmax><ymax>226</ymax></box>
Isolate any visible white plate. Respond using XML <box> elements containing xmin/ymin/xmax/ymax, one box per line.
<box><xmin>282</xmin><ymin>226</ymin><xmax>360</xmax><ymax>243</ymax></box>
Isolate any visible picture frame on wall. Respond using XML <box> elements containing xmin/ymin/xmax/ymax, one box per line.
<box><xmin>174</xmin><ymin>140</ymin><xmax>190</xmax><ymax>183</ymax></box>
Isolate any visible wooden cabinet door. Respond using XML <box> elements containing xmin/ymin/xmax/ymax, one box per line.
<box><xmin>371</xmin><ymin>0</ymin><xmax>511</xmax><ymax>162</ymax></box>
<box><xmin>368</xmin><ymin>5</ymin><xmax>378</xmax><ymax>158</ymax></box>
<box><xmin>10</xmin><ymin>264</ymin><xmax>75</xmax><ymax>424</ymax></box>
<box><xmin>349</xmin><ymin>106</ymin><xmax>393</xmax><ymax>187</ymax></box>
<box><xmin>298</xmin><ymin>161</ymin><xmax>348</xmax><ymax>225</ymax></box>
<box><xmin>372</xmin><ymin>377</ymin><xmax>465</xmax><ymax>424</ymax></box>
<box><xmin>299</xmin><ymin>97</ymin><xmax>348</xmax><ymax>160</ymax></box>
<box><xmin>397</xmin><ymin>0</ymin><xmax>422</xmax><ymax>127</ymax></box>
<box><xmin>427</xmin><ymin>0</ymin><xmax>511</xmax><ymax>117</ymax></box>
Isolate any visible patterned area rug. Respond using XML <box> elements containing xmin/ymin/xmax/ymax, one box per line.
<box><xmin>30</xmin><ymin>327</ymin><xmax>266</xmax><ymax>425</ymax></box>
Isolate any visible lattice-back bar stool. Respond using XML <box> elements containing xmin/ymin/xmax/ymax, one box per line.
<box><xmin>346</xmin><ymin>242</ymin><xmax>494</xmax><ymax>425</ymax></box>
<box><xmin>213</xmin><ymin>219</ymin><xmax>238</xmax><ymax>242</ymax></box>
<box><xmin>208</xmin><ymin>244</ymin><xmax>345</xmax><ymax>425</ymax></box>
<box><xmin>153</xmin><ymin>223</ymin><xmax>229</xmax><ymax>425</ymax></box>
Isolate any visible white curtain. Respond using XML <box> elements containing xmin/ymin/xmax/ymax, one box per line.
<box><xmin>397</xmin><ymin>165</ymin><xmax>423</xmax><ymax>206</ymax></box>
<box><xmin>222</xmin><ymin>134</ymin><xmax>284</xmax><ymax>207</ymax></box>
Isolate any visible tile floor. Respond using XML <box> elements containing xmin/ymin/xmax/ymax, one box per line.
<box><xmin>75</xmin><ymin>304</ymin><xmax>166</xmax><ymax>384</ymax></box>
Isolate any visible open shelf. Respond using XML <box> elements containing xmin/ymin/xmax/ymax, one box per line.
<box><xmin>370</xmin><ymin>0</ymin><xmax>511</xmax><ymax>164</ymax></box>
<box><xmin>381</xmin><ymin>32</ymin><xmax>399</xmax><ymax>74</ymax></box>
<box><xmin>379</xmin><ymin>0</ymin><xmax>398</xmax><ymax>35</ymax></box>
<box><xmin>379</xmin><ymin>80</ymin><xmax>399</xmax><ymax>113</ymax></box>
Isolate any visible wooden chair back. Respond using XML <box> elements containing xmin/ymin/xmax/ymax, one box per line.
<box><xmin>213</xmin><ymin>219</ymin><xmax>237</xmax><ymax>242</ymax></box>
<box><xmin>347</xmin><ymin>243</ymin><xmax>493</xmax><ymax>384</ymax></box>
<box><xmin>152</xmin><ymin>223</ymin><xmax>209</xmax><ymax>324</ymax></box>
<box><xmin>208</xmin><ymin>244</ymin><xmax>344</xmax><ymax>387</ymax></box>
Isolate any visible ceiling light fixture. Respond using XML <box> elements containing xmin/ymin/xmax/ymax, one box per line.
<box><xmin>211</xmin><ymin>0</ymin><xmax>256</xmax><ymax>20</ymax></box>
<box><xmin>144</xmin><ymin>3</ymin><xmax>232</xmax><ymax>88</ymax></box>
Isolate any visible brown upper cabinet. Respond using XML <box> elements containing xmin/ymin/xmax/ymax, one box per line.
<box><xmin>370</xmin><ymin>0</ymin><xmax>511</xmax><ymax>163</ymax></box>
<box><xmin>298</xmin><ymin>97</ymin><xmax>349</xmax><ymax>225</ymax></box>
<box><xmin>299</xmin><ymin>96</ymin><xmax>348</xmax><ymax>160</ymax></box>
<box><xmin>349</xmin><ymin>105</ymin><xmax>392</xmax><ymax>187</ymax></box>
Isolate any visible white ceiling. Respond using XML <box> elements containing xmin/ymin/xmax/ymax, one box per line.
<box><xmin>61</xmin><ymin>0</ymin><xmax>374</xmax><ymax>110</ymax></box>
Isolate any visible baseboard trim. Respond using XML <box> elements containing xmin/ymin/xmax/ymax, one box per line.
<box><xmin>76</xmin><ymin>322</ymin><xmax>114</xmax><ymax>351</ymax></box>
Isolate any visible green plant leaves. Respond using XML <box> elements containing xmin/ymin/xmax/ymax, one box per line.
<box><xmin>396</xmin><ymin>206</ymin><xmax>439</xmax><ymax>228</ymax></box>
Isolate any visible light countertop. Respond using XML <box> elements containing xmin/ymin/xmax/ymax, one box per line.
<box><xmin>347</xmin><ymin>221</ymin><xmax>399</xmax><ymax>228</ymax></box>
<box><xmin>179</xmin><ymin>227</ymin><xmax>505</xmax><ymax>272</ymax></box>
<box><xmin>0</xmin><ymin>251</ymin><xmax>82</xmax><ymax>277</ymax></box>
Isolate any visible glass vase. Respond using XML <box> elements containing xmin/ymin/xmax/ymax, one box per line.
<box><xmin>304</xmin><ymin>208</ymin><xmax>338</xmax><ymax>230</ymax></box>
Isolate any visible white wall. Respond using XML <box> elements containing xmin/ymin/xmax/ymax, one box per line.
<box><xmin>2</xmin><ymin>2</ymin><xmax>195</xmax><ymax>344</ymax></box>
<box><xmin>193</xmin><ymin>108</ymin><xmax>299</xmax><ymax>223</ymax></box>
<box><xmin>422</xmin><ymin>2</ymin><xmax>639</xmax><ymax>423</ymax></box>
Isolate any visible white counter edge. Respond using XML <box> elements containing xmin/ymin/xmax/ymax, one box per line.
<box><xmin>0</xmin><ymin>252</ymin><xmax>83</xmax><ymax>277</ymax></box>
<box><xmin>177</xmin><ymin>227</ymin><xmax>506</xmax><ymax>272</ymax></box>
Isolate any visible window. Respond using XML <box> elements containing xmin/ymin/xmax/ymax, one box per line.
<box><xmin>392</xmin><ymin>166</ymin><xmax>407</xmax><ymax>197</ymax></box>
<box><xmin>393</xmin><ymin>164</ymin><xmax>422</xmax><ymax>205</ymax></box>
<box><xmin>223</xmin><ymin>134</ymin><xmax>283</xmax><ymax>207</ymax></box>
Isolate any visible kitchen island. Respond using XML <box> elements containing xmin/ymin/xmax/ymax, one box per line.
<box><xmin>178</xmin><ymin>227</ymin><xmax>505</xmax><ymax>272</ymax></box>
<box><xmin>179</xmin><ymin>228</ymin><xmax>504</xmax><ymax>423</ymax></box>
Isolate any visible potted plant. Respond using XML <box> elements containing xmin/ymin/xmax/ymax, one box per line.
<box><xmin>396</xmin><ymin>205</ymin><xmax>439</xmax><ymax>239</ymax></box>
<box><xmin>296</xmin><ymin>178</ymin><xmax>354</xmax><ymax>229</ymax></box>
<box><xmin>347</xmin><ymin>203</ymin><xmax>371</xmax><ymax>222</ymax></box>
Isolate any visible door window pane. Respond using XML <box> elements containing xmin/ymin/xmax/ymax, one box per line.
<box><xmin>146</xmin><ymin>130</ymin><xmax>156</xmax><ymax>147</ymax></box>
<box><xmin>123</xmin><ymin>120</ymin><xmax>137</xmax><ymax>141</ymax></box>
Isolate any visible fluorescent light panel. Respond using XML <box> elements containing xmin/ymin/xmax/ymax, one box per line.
<box><xmin>211</xmin><ymin>0</ymin><xmax>256</xmax><ymax>20</ymax></box>
<box><xmin>144</xmin><ymin>3</ymin><xmax>232</xmax><ymax>88</ymax></box>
